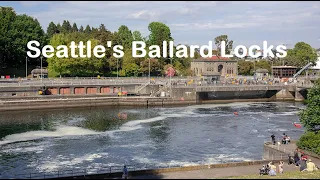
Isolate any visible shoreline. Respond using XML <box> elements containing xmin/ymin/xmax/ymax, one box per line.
<box><xmin>0</xmin><ymin>95</ymin><xmax>298</xmax><ymax>112</ymax></box>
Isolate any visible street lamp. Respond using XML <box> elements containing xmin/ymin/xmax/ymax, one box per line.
<box><xmin>26</xmin><ymin>57</ymin><xmax>28</xmax><ymax>79</ymax></box>
<box><xmin>170</xmin><ymin>57</ymin><xmax>172</xmax><ymax>97</ymax></box>
<box><xmin>40</xmin><ymin>56</ymin><xmax>43</xmax><ymax>84</ymax></box>
<box><xmin>117</xmin><ymin>58</ymin><xmax>119</xmax><ymax>79</ymax></box>
<box><xmin>148</xmin><ymin>58</ymin><xmax>151</xmax><ymax>83</ymax></box>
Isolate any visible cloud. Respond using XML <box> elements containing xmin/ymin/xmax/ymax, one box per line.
<box><xmin>8</xmin><ymin>1</ymin><xmax>320</xmax><ymax>48</ymax></box>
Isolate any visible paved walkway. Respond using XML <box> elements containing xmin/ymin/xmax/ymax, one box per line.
<box><xmin>119</xmin><ymin>142</ymin><xmax>319</xmax><ymax>179</ymax></box>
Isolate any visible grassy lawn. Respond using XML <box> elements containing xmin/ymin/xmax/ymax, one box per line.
<box><xmin>220</xmin><ymin>171</ymin><xmax>320</xmax><ymax>179</ymax></box>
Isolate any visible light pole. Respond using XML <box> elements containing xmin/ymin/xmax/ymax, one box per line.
<box><xmin>117</xmin><ymin>58</ymin><xmax>119</xmax><ymax>79</ymax></box>
<box><xmin>40</xmin><ymin>56</ymin><xmax>43</xmax><ymax>84</ymax></box>
<box><xmin>148</xmin><ymin>58</ymin><xmax>151</xmax><ymax>83</ymax></box>
<box><xmin>26</xmin><ymin>57</ymin><xmax>28</xmax><ymax>79</ymax></box>
<box><xmin>170</xmin><ymin>57</ymin><xmax>172</xmax><ymax>97</ymax></box>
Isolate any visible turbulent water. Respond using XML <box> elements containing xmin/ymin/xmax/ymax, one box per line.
<box><xmin>0</xmin><ymin>102</ymin><xmax>305</xmax><ymax>178</ymax></box>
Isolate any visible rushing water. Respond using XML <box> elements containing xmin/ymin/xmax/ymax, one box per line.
<box><xmin>0</xmin><ymin>102</ymin><xmax>305</xmax><ymax>178</ymax></box>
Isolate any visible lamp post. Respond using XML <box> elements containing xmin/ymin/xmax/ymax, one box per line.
<box><xmin>26</xmin><ymin>57</ymin><xmax>28</xmax><ymax>79</ymax></box>
<box><xmin>148</xmin><ymin>58</ymin><xmax>151</xmax><ymax>83</ymax></box>
<box><xmin>40</xmin><ymin>56</ymin><xmax>43</xmax><ymax>84</ymax></box>
<box><xmin>117</xmin><ymin>58</ymin><xmax>119</xmax><ymax>79</ymax></box>
<box><xmin>170</xmin><ymin>58</ymin><xmax>172</xmax><ymax>97</ymax></box>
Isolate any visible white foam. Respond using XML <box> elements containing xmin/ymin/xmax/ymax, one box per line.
<box><xmin>0</xmin><ymin>126</ymin><xmax>100</xmax><ymax>145</ymax></box>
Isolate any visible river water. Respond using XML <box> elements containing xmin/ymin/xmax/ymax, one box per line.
<box><xmin>0</xmin><ymin>101</ymin><xmax>305</xmax><ymax>178</ymax></box>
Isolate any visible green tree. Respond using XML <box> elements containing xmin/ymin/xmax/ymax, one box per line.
<box><xmin>299</xmin><ymin>83</ymin><xmax>320</xmax><ymax>132</ymax></box>
<box><xmin>56</xmin><ymin>23</ymin><xmax>62</xmax><ymax>32</ymax></box>
<box><xmin>283</xmin><ymin>42</ymin><xmax>318</xmax><ymax>68</ymax></box>
<box><xmin>79</xmin><ymin>25</ymin><xmax>84</xmax><ymax>32</ymax></box>
<box><xmin>214</xmin><ymin>35</ymin><xmax>233</xmax><ymax>56</ymax></box>
<box><xmin>116</xmin><ymin>25</ymin><xmax>133</xmax><ymax>50</ymax></box>
<box><xmin>72</xmin><ymin>22</ymin><xmax>78</xmax><ymax>32</ymax></box>
<box><xmin>0</xmin><ymin>7</ymin><xmax>16</xmax><ymax>69</ymax></box>
<box><xmin>7</xmin><ymin>14</ymin><xmax>47</xmax><ymax>67</ymax></box>
<box><xmin>84</xmin><ymin>25</ymin><xmax>91</xmax><ymax>33</ymax></box>
<box><xmin>255</xmin><ymin>60</ymin><xmax>271</xmax><ymax>72</ymax></box>
<box><xmin>147</xmin><ymin>22</ymin><xmax>174</xmax><ymax>66</ymax></box>
<box><xmin>47</xmin><ymin>21</ymin><xmax>57</xmax><ymax>38</ymax></box>
<box><xmin>238</xmin><ymin>60</ymin><xmax>254</xmax><ymax>75</ymax></box>
<box><xmin>132</xmin><ymin>30</ymin><xmax>143</xmax><ymax>41</ymax></box>
<box><xmin>61</xmin><ymin>20</ymin><xmax>72</xmax><ymax>33</ymax></box>
<box><xmin>297</xmin><ymin>82</ymin><xmax>320</xmax><ymax>155</ymax></box>
<box><xmin>140</xmin><ymin>58</ymin><xmax>161</xmax><ymax>76</ymax></box>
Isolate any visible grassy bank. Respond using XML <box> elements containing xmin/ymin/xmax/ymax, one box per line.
<box><xmin>221</xmin><ymin>170</ymin><xmax>320</xmax><ymax>179</ymax></box>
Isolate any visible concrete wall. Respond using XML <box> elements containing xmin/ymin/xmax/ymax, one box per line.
<box><xmin>263</xmin><ymin>142</ymin><xmax>290</xmax><ymax>160</ymax></box>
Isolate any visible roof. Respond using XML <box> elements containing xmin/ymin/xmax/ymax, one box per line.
<box><xmin>194</xmin><ymin>55</ymin><xmax>233</xmax><ymax>61</ymax></box>
<box><xmin>31</xmin><ymin>68</ymin><xmax>48</xmax><ymax>74</ymax></box>
<box><xmin>271</xmin><ymin>66</ymin><xmax>297</xmax><ymax>69</ymax></box>
<box><xmin>255</xmin><ymin>68</ymin><xmax>269</xmax><ymax>73</ymax></box>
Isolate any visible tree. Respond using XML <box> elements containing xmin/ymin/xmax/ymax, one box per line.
<box><xmin>7</xmin><ymin>14</ymin><xmax>47</xmax><ymax>68</ymax></box>
<box><xmin>147</xmin><ymin>22</ymin><xmax>174</xmax><ymax>66</ymax></box>
<box><xmin>116</xmin><ymin>25</ymin><xmax>133</xmax><ymax>50</ymax></box>
<box><xmin>61</xmin><ymin>20</ymin><xmax>72</xmax><ymax>33</ymax></box>
<box><xmin>132</xmin><ymin>30</ymin><xmax>143</xmax><ymax>41</ymax></box>
<box><xmin>283</xmin><ymin>42</ymin><xmax>318</xmax><ymax>68</ymax></box>
<box><xmin>140</xmin><ymin>58</ymin><xmax>161</xmax><ymax>76</ymax></box>
<box><xmin>56</xmin><ymin>23</ymin><xmax>62</xmax><ymax>33</ymax></box>
<box><xmin>238</xmin><ymin>60</ymin><xmax>254</xmax><ymax>75</ymax></box>
<box><xmin>0</xmin><ymin>7</ymin><xmax>16</xmax><ymax>69</ymax></box>
<box><xmin>99</xmin><ymin>24</ymin><xmax>106</xmax><ymax>32</ymax></box>
<box><xmin>299</xmin><ymin>83</ymin><xmax>320</xmax><ymax>132</ymax></box>
<box><xmin>297</xmin><ymin>82</ymin><xmax>320</xmax><ymax>155</ymax></box>
<box><xmin>214</xmin><ymin>35</ymin><xmax>233</xmax><ymax>56</ymax></box>
<box><xmin>47</xmin><ymin>21</ymin><xmax>57</xmax><ymax>37</ymax></box>
<box><xmin>79</xmin><ymin>25</ymin><xmax>84</xmax><ymax>32</ymax></box>
<box><xmin>84</xmin><ymin>25</ymin><xmax>91</xmax><ymax>33</ymax></box>
<box><xmin>72</xmin><ymin>22</ymin><xmax>78</xmax><ymax>32</ymax></box>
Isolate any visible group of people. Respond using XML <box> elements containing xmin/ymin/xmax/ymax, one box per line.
<box><xmin>259</xmin><ymin>161</ymin><xmax>284</xmax><ymax>176</ymax></box>
<box><xmin>293</xmin><ymin>149</ymin><xmax>319</xmax><ymax>172</ymax></box>
<box><xmin>270</xmin><ymin>133</ymin><xmax>290</xmax><ymax>145</ymax></box>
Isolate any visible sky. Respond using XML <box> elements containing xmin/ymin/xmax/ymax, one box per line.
<box><xmin>1</xmin><ymin>1</ymin><xmax>320</xmax><ymax>49</ymax></box>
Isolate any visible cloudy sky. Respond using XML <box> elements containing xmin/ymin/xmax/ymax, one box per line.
<box><xmin>2</xmin><ymin>1</ymin><xmax>320</xmax><ymax>48</ymax></box>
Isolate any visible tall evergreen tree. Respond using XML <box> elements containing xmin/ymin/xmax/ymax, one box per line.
<box><xmin>56</xmin><ymin>23</ymin><xmax>62</xmax><ymax>33</ymax></box>
<box><xmin>84</xmin><ymin>25</ymin><xmax>91</xmax><ymax>33</ymax></box>
<box><xmin>72</xmin><ymin>22</ymin><xmax>78</xmax><ymax>32</ymax></box>
<box><xmin>61</xmin><ymin>20</ymin><xmax>72</xmax><ymax>33</ymax></box>
<box><xmin>79</xmin><ymin>25</ymin><xmax>84</xmax><ymax>32</ymax></box>
<box><xmin>47</xmin><ymin>21</ymin><xmax>57</xmax><ymax>37</ymax></box>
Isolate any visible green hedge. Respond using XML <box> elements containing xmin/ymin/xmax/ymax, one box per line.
<box><xmin>296</xmin><ymin>131</ymin><xmax>320</xmax><ymax>155</ymax></box>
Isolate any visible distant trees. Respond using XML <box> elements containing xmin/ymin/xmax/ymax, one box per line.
<box><xmin>282</xmin><ymin>42</ymin><xmax>318</xmax><ymax>67</ymax></box>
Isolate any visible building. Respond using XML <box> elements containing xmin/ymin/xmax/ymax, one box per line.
<box><xmin>254</xmin><ymin>68</ymin><xmax>269</xmax><ymax>78</ymax></box>
<box><xmin>271</xmin><ymin>66</ymin><xmax>297</xmax><ymax>78</ymax></box>
<box><xmin>31</xmin><ymin>68</ymin><xmax>48</xmax><ymax>78</ymax></box>
<box><xmin>191</xmin><ymin>55</ymin><xmax>238</xmax><ymax>83</ymax></box>
<box><xmin>310</xmin><ymin>56</ymin><xmax>320</xmax><ymax>75</ymax></box>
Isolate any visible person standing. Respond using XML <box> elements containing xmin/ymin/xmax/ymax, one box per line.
<box><xmin>294</xmin><ymin>149</ymin><xmax>300</xmax><ymax>166</ymax></box>
<box><xmin>271</xmin><ymin>134</ymin><xmax>276</xmax><ymax>145</ymax></box>
<box><xmin>122</xmin><ymin>165</ymin><xmax>128</xmax><ymax>179</ymax></box>
<box><xmin>279</xmin><ymin>161</ymin><xmax>284</xmax><ymax>174</ymax></box>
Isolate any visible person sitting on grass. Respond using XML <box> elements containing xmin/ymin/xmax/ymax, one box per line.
<box><xmin>268</xmin><ymin>162</ymin><xmax>277</xmax><ymax>176</ymax></box>
<box><xmin>304</xmin><ymin>159</ymin><xmax>319</xmax><ymax>172</ymax></box>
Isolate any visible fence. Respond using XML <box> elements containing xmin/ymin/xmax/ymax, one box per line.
<box><xmin>1</xmin><ymin>158</ymin><xmax>269</xmax><ymax>179</ymax></box>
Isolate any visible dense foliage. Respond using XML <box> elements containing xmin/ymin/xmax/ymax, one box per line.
<box><xmin>297</xmin><ymin>79</ymin><xmax>320</xmax><ymax>155</ymax></box>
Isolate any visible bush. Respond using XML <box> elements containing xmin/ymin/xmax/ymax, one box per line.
<box><xmin>296</xmin><ymin>131</ymin><xmax>320</xmax><ymax>155</ymax></box>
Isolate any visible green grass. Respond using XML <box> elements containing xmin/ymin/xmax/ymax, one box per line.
<box><xmin>220</xmin><ymin>170</ymin><xmax>320</xmax><ymax>179</ymax></box>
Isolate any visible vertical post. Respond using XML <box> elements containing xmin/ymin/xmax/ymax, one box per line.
<box><xmin>117</xmin><ymin>58</ymin><xmax>119</xmax><ymax>79</ymax></box>
<box><xmin>26</xmin><ymin>57</ymin><xmax>28</xmax><ymax>79</ymax></box>
<box><xmin>170</xmin><ymin>58</ymin><xmax>172</xmax><ymax>97</ymax></box>
<box><xmin>149</xmin><ymin>58</ymin><xmax>151</xmax><ymax>83</ymax></box>
<box><xmin>41</xmin><ymin>56</ymin><xmax>43</xmax><ymax>84</ymax></box>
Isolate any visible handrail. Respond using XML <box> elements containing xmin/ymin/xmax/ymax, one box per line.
<box><xmin>0</xmin><ymin>158</ymin><xmax>286</xmax><ymax>179</ymax></box>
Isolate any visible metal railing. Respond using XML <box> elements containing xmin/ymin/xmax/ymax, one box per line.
<box><xmin>0</xmin><ymin>158</ymin><xmax>273</xmax><ymax>179</ymax></box>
